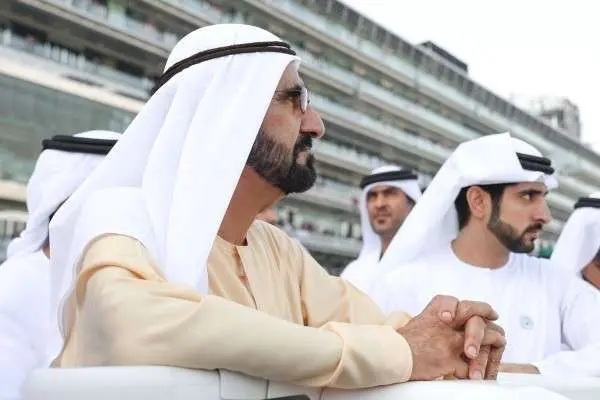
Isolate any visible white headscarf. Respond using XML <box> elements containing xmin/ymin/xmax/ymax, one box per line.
<box><xmin>377</xmin><ymin>132</ymin><xmax>558</xmax><ymax>277</ymax></box>
<box><xmin>341</xmin><ymin>165</ymin><xmax>421</xmax><ymax>291</ymax></box>
<box><xmin>48</xmin><ymin>24</ymin><xmax>299</xmax><ymax>334</ymax></box>
<box><xmin>6</xmin><ymin>130</ymin><xmax>121</xmax><ymax>258</ymax></box>
<box><xmin>551</xmin><ymin>192</ymin><xmax>600</xmax><ymax>276</ymax></box>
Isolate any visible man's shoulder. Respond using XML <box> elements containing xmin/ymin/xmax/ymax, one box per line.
<box><xmin>393</xmin><ymin>246</ymin><xmax>449</xmax><ymax>270</ymax></box>
<box><xmin>383</xmin><ymin>249</ymin><xmax>446</xmax><ymax>283</ymax></box>
<box><xmin>511</xmin><ymin>253</ymin><xmax>560</xmax><ymax>272</ymax></box>
<box><xmin>510</xmin><ymin>253</ymin><xmax>574</xmax><ymax>286</ymax></box>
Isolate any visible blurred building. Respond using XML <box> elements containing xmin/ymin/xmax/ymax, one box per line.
<box><xmin>0</xmin><ymin>0</ymin><xmax>597</xmax><ymax>270</ymax></box>
<box><xmin>511</xmin><ymin>95</ymin><xmax>582</xmax><ymax>141</ymax></box>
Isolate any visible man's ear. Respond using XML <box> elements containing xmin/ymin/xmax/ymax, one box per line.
<box><xmin>466</xmin><ymin>186</ymin><xmax>489</xmax><ymax>222</ymax></box>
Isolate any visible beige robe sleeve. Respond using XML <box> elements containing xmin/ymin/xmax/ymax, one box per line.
<box><xmin>61</xmin><ymin>234</ymin><xmax>412</xmax><ymax>389</ymax></box>
<box><xmin>291</xmin><ymin>239</ymin><xmax>412</xmax><ymax>330</ymax></box>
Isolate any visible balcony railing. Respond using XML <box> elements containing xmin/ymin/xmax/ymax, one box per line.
<box><xmin>313</xmin><ymin>140</ymin><xmax>384</xmax><ymax>174</ymax></box>
<box><xmin>46</xmin><ymin>0</ymin><xmax>177</xmax><ymax>50</ymax></box>
<box><xmin>312</xmin><ymin>93</ymin><xmax>453</xmax><ymax>164</ymax></box>
<box><xmin>297</xmin><ymin>230</ymin><xmax>360</xmax><ymax>257</ymax></box>
<box><xmin>0</xmin><ymin>30</ymin><xmax>152</xmax><ymax>94</ymax></box>
<box><xmin>293</xmin><ymin>182</ymin><xmax>359</xmax><ymax>214</ymax></box>
<box><xmin>160</xmin><ymin>0</ymin><xmax>226</xmax><ymax>23</ymax></box>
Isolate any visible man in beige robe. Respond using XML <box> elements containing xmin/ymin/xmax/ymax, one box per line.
<box><xmin>48</xmin><ymin>24</ymin><xmax>505</xmax><ymax>389</ymax></box>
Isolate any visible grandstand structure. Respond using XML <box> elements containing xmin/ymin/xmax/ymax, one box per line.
<box><xmin>0</xmin><ymin>0</ymin><xmax>597</xmax><ymax>272</ymax></box>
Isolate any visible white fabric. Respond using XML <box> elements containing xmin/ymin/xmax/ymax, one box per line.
<box><xmin>342</xmin><ymin>165</ymin><xmax>421</xmax><ymax>293</ymax></box>
<box><xmin>0</xmin><ymin>131</ymin><xmax>119</xmax><ymax>400</ymax></box>
<box><xmin>551</xmin><ymin>192</ymin><xmax>600</xmax><ymax>276</ymax></box>
<box><xmin>22</xmin><ymin>367</ymin><xmax>582</xmax><ymax>400</ymax></box>
<box><xmin>376</xmin><ymin>132</ymin><xmax>558</xmax><ymax>279</ymax></box>
<box><xmin>0</xmin><ymin>251</ymin><xmax>50</xmax><ymax>400</ymax></box>
<box><xmin>6</xmin><ymin>131</ymin><xmax>121</xmax><ymax>258</ymax></box>
<box><xmin>48</xmin><ymin>25</ymin><xmax>299</xmax><ymax>340</ymax></box>
<box><xmin>373</xmin><ymin>245</ymin><xmax>600</xmax><ymax>377</ymax></box>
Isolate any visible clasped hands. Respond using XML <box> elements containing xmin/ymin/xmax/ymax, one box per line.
<box><xmin>397</xmin><ymin>295</ymin><xmax>506</xmax><ymax>381</ymax></box>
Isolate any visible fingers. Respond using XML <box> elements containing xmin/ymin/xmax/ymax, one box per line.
<box><xmin>463</xmin><ymin>315</ymin><xmax>486</xmax><ymax>359</ymax></box>
<box><xmin>481</xmin><ymin>322</ymin><xmax>506</xmax><ymax>348</ymax></box>
<box><xmin>485</xmin><ymin>341</ymin><xmax>505</xmax><ymax>380</ymax></box>
<box><xmin>425</xmin><ymin>295</ymin><xmax>460</xmax><ymax>323</ymax></box>
<box><xmin>464</xmin><ymin>319</ymin><xmax>506</xmax><ymax>379</ymax></box>
<box><xmin>451</xmin><ymin>300</ymin><xmax>499</xmax><ymax>328</ymax></box>
<box><xmin>467</xmin><ymin>345</ymin><xmax>490</xmax><ymax>380</ymax></box>
<box><xmin>452</xmin><ymin>358</ymin><xmax>470</xmax><ymax>380</ymax></box>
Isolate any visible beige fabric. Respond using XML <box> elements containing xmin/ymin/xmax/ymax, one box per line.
<box><xmin>55</xmin><ymin>221</ymin><xmax>413</xmax><ymax>389</ymax></box>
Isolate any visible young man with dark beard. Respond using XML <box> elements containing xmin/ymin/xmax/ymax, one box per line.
<box><xmin>49</xmin><ymin>24</ymin><xmax>506</xmax><ymax>388</ymax></box>
<box><xmin>373</xmin><ymin>133</ymin><xmax>600</xmax><ymax>378</ymax></box>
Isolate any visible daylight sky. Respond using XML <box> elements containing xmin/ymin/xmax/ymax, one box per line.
<box><xmin>340</xmin><ymin>0</ymin><xmax>600</xmax><ymax>150</ymax></box>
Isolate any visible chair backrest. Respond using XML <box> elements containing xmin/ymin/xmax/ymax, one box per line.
<box><xmin>23</xmin><ymin>367</ymin><xmax>600</xmax><ymax>400</ymax></box>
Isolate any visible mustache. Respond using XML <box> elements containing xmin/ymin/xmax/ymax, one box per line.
<box><xmin>523</xmin><ymin>223</ymin><xmax>543</xmax><ymax>234</ymax></box>
<box><xmin>294</xmin><ymin>135</ymin><xmax>313</xmax><ymax>152</ymax></box>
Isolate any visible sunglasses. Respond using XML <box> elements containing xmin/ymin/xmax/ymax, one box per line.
<box><xmin>274</xmin><ymin>86</ymin><xmax>310</xmax><ymax>113</ymax></box>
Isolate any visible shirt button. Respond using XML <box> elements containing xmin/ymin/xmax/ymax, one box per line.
<box><xmin>520</xmin><ymin>315</ymin><xmax>534</xmax><ymax>330</ymax></box>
